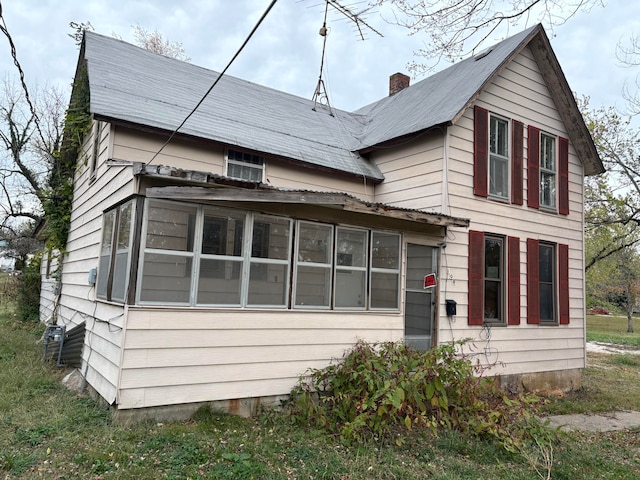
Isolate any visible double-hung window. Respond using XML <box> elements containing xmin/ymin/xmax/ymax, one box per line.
<box><xmin>540</xmin><ymin>133</ymin><xmax>557</xmax><ymax>209</ymax></box>
<box><xmin>226</xmin><ymin>149</ymin><xmax>264</xmax><ymax>182</ymax></box>
<box><xmin>489</xmin><ymin>115</ymin><xmax>509</xmax><ymax>199</ymax></box>
<box><xmin>526</xmin><ymin>239</ymin><xmax>569</xmax><ymax>325</ymax></box>
<box><xmin>483</xmin><ymin>235</ymin><xmax>504</xmax><ymax>323</ymax></box>
<box><xmin>538</xmin><ymin>242</ymin><xmax>556</xmax><ymax>324</ymax></box>
<box><xmin>335</xmin><ymin>227</ymin><xmax>368</xmax><ymax>309</ymax></box>
<box><xmin>294</xmin><ymin>222</ymin><xmax>334</xmax><ymax>308</ymax></box>
<box><xmin>469</xmin><ymin>230</ymin><xmax>520</xmax><ymax>326</ymax></box>
<box><xmin>97</xmin><ymin>200</ymin><xmax>134</xmax><ymax>303</ymax></box>
<box><xmin>370</xmin><ymin>231</ymin><xmax>401</xmax><ymax>309</ymax></box>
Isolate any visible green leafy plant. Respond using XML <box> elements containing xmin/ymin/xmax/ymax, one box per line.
<box><xmin>288</xmin><ymin>340</ymin><xmax>553</xmax><ymax>456</ymax></box>
<box><xmin>16</xmin><ymin>254</ymin><xmax>41</xmax><ymax>322</ymax></box>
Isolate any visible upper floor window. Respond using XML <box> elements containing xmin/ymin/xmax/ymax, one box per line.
<box><xmin>90</xmin><ymin>121</ymin><xmax>103</xmax><ymax>180</ymax></box>
<box><xmin>474</xmin><ymin>106</ymin><xmax>523</xmax><ymax>204</ymax></box>
<box><xmin>489</xmin><ymin>115</ymin><xmax>509</xmax><ymax>199</ymax></box>
<box><xmin>226</xmin><ymin>149</ymin><xmax>264</xmax><ymax>182</ymax></box>
<box><xmin>540</xmin><ymin>133</ymin><xmax>557</xmax><ymax>209</ymax></box>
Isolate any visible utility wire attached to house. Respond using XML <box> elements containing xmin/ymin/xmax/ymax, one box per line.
<box><xmin>146</xmin><ymin>0</ymin><xmax>278</xmax><ymax>167</ymax></box>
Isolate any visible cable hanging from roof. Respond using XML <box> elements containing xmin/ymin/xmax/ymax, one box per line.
<box><xmin>146</xmin><ymin>0</ymin><xmax>278</xmax><ymax>167</ymax></box>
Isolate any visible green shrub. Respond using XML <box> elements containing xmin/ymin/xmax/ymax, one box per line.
<box><xmin>288</xmin><ymin>340</ymin><xmax>552</xmax><ymax>453</ymax></box>
<box><xmin>16</xmin><ymin>255</ymin><xmax>41</xmax><ymax>322</ymax></box>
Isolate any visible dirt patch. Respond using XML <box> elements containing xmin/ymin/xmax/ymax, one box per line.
<box><xmin>545</xmin><ymin>410</ymin><xmax>640</xmax><ymax>432</ymax></box>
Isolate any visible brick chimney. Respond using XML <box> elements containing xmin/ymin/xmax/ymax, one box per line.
<box><xmin>389</xmin><ymin>72</ymin><xmax>410</xmax><ymax>96</ymax></box>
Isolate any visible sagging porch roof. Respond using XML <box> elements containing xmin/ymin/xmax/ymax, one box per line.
<box><xmin>134</xmin><ymin>162</ymin><xmax>469</xmax><ymax>229</ymax></box>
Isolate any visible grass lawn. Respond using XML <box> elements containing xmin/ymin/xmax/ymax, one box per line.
<box><xmin>586</xmin><ymin>314</ymin><xmax>640</xmax><ymax>346</ymax></box>
<box><xmin>1</xmin><ymin>299</ymin><xmax>639</xmax><ymax>479</ymax></box>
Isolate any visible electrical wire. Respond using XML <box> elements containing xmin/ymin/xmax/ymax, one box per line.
<box><xmin>146</xmin><ymin>0</ymin><xmax>278</xmax><ymax>167</ymax></box>
<box><xmin>0</xmin><ymin>1</ymin><xmax>49</xmax><ymax>150</ymax></box>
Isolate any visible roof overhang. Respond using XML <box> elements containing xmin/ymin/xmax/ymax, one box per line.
<box><xmin>144</xmin><ymin>185</ymin><xmax>469</xmax><ymax>229</ymax></box>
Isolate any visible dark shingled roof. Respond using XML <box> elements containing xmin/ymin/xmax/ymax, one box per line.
<box><xmin>80</xmin><ymin>24</ymin><xmax>603</xmax><ymax>179</ymax></box>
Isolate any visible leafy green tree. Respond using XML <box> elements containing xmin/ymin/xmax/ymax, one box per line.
<box><xmin>581</xmin><ymin>97</ymin><xmax>640</xmax><ymax>270</ymax></box>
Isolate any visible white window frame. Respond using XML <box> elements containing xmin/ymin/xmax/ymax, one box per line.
<box><xmin>483</xmin><ymin>234</ymin><xmax>505</xmax><ymax>325</ymax></box>
<box><xmin>334</xmin><ymin>227</ymin><xmax>369</xmax><ymax>310</ymax></box>
<box><xmin>369</xmin><ymin>231</ymin><xmax>401</xmax><ymax>310</ymax></box>
<box><xmin>293</xmin><ymin>221</ymin><xmax>334</xmax><ymax>309</ymax></box>
<box><xmin>488</xmin><ymin>114</ymin><xmax>510</xmax><ymax>200</ymax></box>
<box><xmin>135</xmin><ymin>199</ymin><xmax>402</xmax><ymax>311</ymax></box>
<box><xmin>137</xmin><ymin>200</ymin><xmax>293</xmax><ymax>308</ymax></box>
<box><xmin>539</xmin><ymin>242</ymin><xmax>557</xmax><ymax>325</ymax></box>
<box><xmin>97</xmin><ymin>199</ymin><xmax>135</xmax><ymax>303</ymax></box>
<box><xmin>540</xmin><ymin>132</ymin><xmax>557</xmax><ymax>210</ymax></box>
<box><xmin>225</xmin><ymin>149</ymin><xmax>265</xmax><ymax>182</ymax></box>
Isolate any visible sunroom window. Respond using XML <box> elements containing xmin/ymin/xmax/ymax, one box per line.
<box><xmin>294</xmin><ymin>221</ymin><xmax>334</xmax><ymax>308</ymax></box>
<box><xmin>97</xmin><ymin>200</ymin><xmax>134</xmax><ymax>303</ymax></box>
<box><xmin>136</xmin><ymin>199</ymin><xmax>401</xmax><ymax>310</ymax></box>
<box><xmin>335</xmin><ymin>227</ymin><xmax>368</xmax><ymax>309</ymax></box>
<box><xmin>370</xmin><ymin>231</ymin><xmax>401</xmax><ymax>309</ymax></box>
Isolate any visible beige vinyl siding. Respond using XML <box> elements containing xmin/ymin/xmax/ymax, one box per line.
<box><xmin>371</xmin><ymin>132</ymin><xmax>444</xmax><ymax>210</ymax></box>
<box><xmin>112</xmin><ymin>127</ymin><xmax>225</xmax><ymax>173</ymax></box>
<box><xmin>438</xmin><ymin>46</ymin><xmax>586</xmax><ymax>376</ymax></box>
<box><xmin>45</xmin><ymin>121</ymin><xmax>135</xmax><ymax>404</ymax></box>
<box><xmin>118</xmin><ymin>308</ymin><xmax>404</xmax><ymax>408</ymax></box>
<box><xmin>112</xmin><ymin>126</ymin><xmax>375</xmax><ymax>201</ymax></box>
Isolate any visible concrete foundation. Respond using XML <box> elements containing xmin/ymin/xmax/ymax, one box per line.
<box><xmin>499</xmin><ymin>368</ymin><xmax>582</xmax><ymax>394</ymax></box>
<box><xmin>111</xmin><ymin>395</ymin><xmax>290</xmax><ymax>425</ymax></box>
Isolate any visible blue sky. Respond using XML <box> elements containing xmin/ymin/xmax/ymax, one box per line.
<box><xmin>1</xmin><ymin>0</ymin><xmax>639</xmax><ymax>113</ymax></box>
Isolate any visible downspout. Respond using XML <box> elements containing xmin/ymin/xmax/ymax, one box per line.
<box><xmin>441</xmin><ymin>127</ymin><xmax>450</xmax><ymax>215</ymax></box>
<box><xmin>581</xmin><ymin>172</ymin><xmax>587</xmax><ymax>370</ymax></box>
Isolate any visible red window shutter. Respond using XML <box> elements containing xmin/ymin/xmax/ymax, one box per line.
<box><xmin>511</xmin><ymin>121</ymin><xmax>524</xmax><ymax>205</ymax></box>
<box><xmin>527</xmin><ymin>238</ymin><xmax>540</xmax><ymax>324</ymax></box>
<box><xmin>559</xmin><ymin>243</ymin><xmax>570</xmax><ymax>324</ymax></box>
<box><xmin>468</xmin><ymin>230</ymin><xmax>485</xmax><ymax>325</ymax></box>
<box><xmin>508</xmin><ymin>236</ymin><xmax>521</xmax><ymax>325</ymax></box>
<box><xmin>474</xmin><ymin>106</ymin><xmax>489</xmax><ymax>197</ymax></box>
<box><xmin>527</xmin><ymin>126</ymin><xmax>540</xmax><ymax>209</ymax></box>
<box><xmin>559</xmin><ymin>137</ymin><xmax>570</xmax><ymax>215</ymax></box>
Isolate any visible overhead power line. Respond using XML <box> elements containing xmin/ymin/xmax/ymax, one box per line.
<box><xmin>146</xmin><ymin>0</ymin><xmax>278</xmax><ymax>166</ymax></box>
<box><xmin>0</xmin><ymin>0</ymin><xmax>49</xmax><ymax>151</ymax></box>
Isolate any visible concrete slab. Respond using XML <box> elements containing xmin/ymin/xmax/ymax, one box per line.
<box><xmin>545</xmin><ymin>411</ymin><xmax>640</xmax><ymax>432</ymax></box>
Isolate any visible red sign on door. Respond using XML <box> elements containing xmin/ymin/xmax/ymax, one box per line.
<box><xmin>423</xmin><ymin>273</ymin><xmax>437</xmax><ymax>289</ymax></box>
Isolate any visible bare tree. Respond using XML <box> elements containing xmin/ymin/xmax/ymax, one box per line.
<box><xmin>617</xmin><ymin>34</ymin><xmax>640</xmax><ymax>116</ymax></box>
<box><xmin>371</xmin><ymin>0</ymin><xmax>603</xmax><ymax>73</ymax></box>
<box><xmin>131</xmin><ymin>25</ymin><xmax>190</xmax><ymax>61</ymax></box>
<box><xmin>0</xmin><ymin>80</ymin><xmax>65</xmax><ymax>237</ymax></box>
